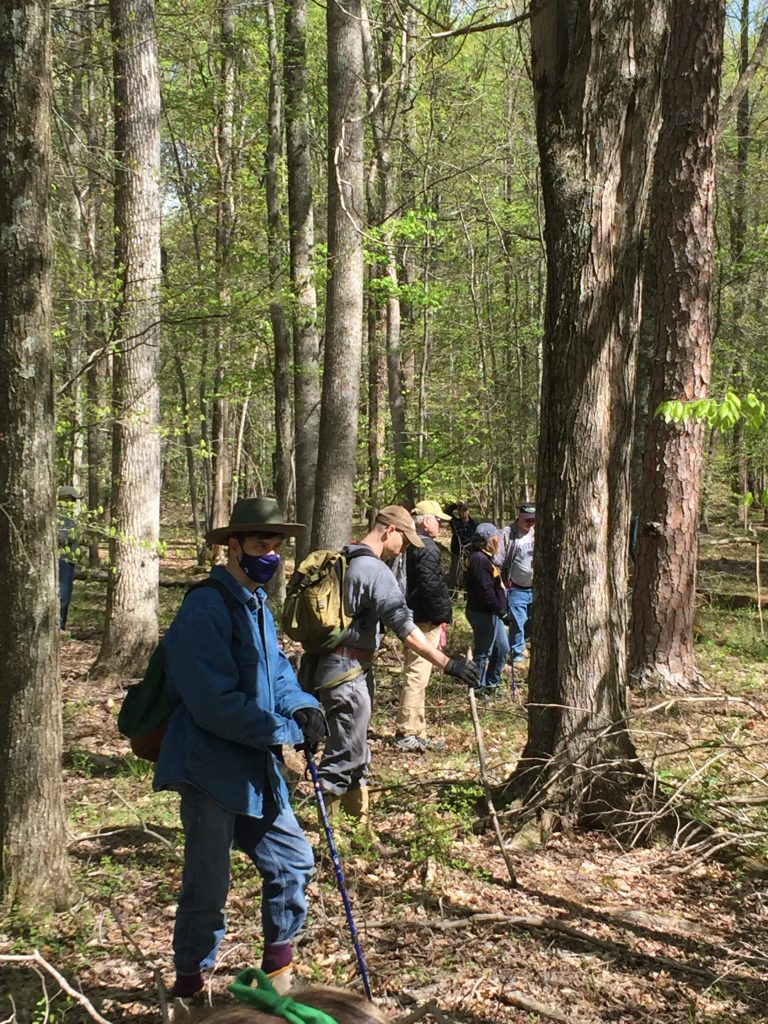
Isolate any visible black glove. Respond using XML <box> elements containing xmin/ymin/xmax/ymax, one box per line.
<box><xmin>443</xmin><ymin>656</ymin><xmax>481</xmax><ymax>688</ymax></box>
<box><xmin>293</xmin><ymin>707</ymin><xmax>327</xmax><ymax>754</ymax></box>
<box><xmin>501</xmin><ymin>612</ymin><xmax>511</xmax><ymax>627</ymax></box>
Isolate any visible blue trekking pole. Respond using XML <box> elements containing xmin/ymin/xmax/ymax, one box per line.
<box><xmin>304</xmin><ymin>754</ymin><xmax>373</xmax><ymax>1001</ymax></box>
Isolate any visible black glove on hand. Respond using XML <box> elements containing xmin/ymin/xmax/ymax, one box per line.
<box><xmin>501</xmin><ymin>612</ymin><xmax>511</xmax><ymax>627</ymax></box>
<box><xmin>444</xmin><ymin>656</ymin><xmax>481</xmax><ymax>688</ymax></box>
<box><xmin>293</xmin><ymin>707</ymin><xmax>327</xmax><ymax>754</ymax></box>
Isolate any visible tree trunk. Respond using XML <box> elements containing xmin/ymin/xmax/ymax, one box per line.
<box><xmin>629</xmin><ymin>0</ymin><xmax>724</xmax><ymax>691</ymax></box>
<box><xmin>92</xmin><ymin>0</ymin><xmax>162</xmax><ymax>677</ymax></box>
<box><xmin>210</xmin><ymin>0</ymin><xmax>236</xmax><ymax>532</ymax></box>
<box><xmin>311</xmin><ymin>0</ymin><xmax>364</xmax><ymax>550</ymax></box>
<box><xmin>728</xmin><ymin>1</ymin><xmax>750</xmax><ymax>529</ymax></box>
<box><xmin>495</xmin><ymin>0</ymin><xmax>670</xmax><ymax>829</ymax></box>
<box><xmin>366</xmin><ymin>262</ymin><xmax>388</xmax><ymax>525</ymax></box>
<box><xmin>361</xmin><ymin>0</ymin><xmax>414</xmax><ymax>509</ymax></box>
<box><xmin>284</xmin><ymin>0</ymin><xmax>320</xmax><ymax>558</ymax></box>
<box><xmin>0</xmin><ymin>0</ymin><xmax>71</xmax><ymax>910</ymax></box>
<box><xmin>266</xmin><ymin>0</ymin><xmax>293</xmax><ymax>522</ymax></box>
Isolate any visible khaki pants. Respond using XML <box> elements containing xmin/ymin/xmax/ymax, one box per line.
<box><xmin>396</xmin><ymin>622</ymin><xmax>441</xmax><ymax>738</ymax></box>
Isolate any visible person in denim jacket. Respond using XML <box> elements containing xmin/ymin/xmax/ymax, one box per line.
<box><xmin>154</xmin><ymin>497</ymin><xmax>326</xmax><ymax>1007</ymax></box>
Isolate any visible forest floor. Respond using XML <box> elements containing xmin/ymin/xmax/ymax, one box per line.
<box><xmin>2</xmin><ymin>523</ymin><xmax>768</xmax><ymax>1024</ymax></box>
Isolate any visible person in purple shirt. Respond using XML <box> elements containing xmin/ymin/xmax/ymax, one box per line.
<box><xmin>464</xmin><ymin>522</ymin><xmax>511</xmax><ymax>698</ymax></box>
<box><xmin>154</xmin><ymin>497</ymin><xmax>326</xmax><ymax>1009</ymax></box>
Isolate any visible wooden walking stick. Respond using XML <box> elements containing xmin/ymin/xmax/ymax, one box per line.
<box><xmin>467</xmin><ymin>684</ymin><xmax>518</xmax><ymax>887</ymax></box>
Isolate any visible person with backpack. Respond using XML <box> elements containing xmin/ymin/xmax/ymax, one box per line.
<box><xmin>394</xmin><ymin>500</ymin><xmax>454</xmax><ymax>752</ymax></box>
<box><xmin>496</xmin><ymin>504</ymin><xmax>536</xmax><ymax>664</ymax></box>
<box><xmin>308</xmin><ymin>506</ymin><xmax>480</xmax><ymax>827</ymax></box>
<box><xmin>464</xmin><ymin>522</ymin><xmax>511</xmax><ymax>699</ymax></box>
<box><xmin>153</xmin><ymin>496</ymin><xmax>327</xmax><ymax>1011</ymax></box>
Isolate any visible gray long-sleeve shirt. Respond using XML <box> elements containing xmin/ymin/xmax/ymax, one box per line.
<box><xmin>340</xmin><ymin>543</ymin><xmax>416</xmax><ymax>650</ymax></box>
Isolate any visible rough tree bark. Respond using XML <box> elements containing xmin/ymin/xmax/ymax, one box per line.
<box><xmin>92</xmin><ymin>0</ymin><xmax>162</xmax><ymax>676</ymax></box>
<box><xmin>284</xmin><ymin>0</ymin><xmax>320</xmax><ymax>557</ymax></box>
<box><xmin>629</xmin><ymin>0</ymin><xmax>724</xmax><ymax>691</ymax></box>
<box><xmin>0</xmin><ymin>0</ymin><xmax>72</xmax><ymax>909</ymax></box>
<box><xmin>494</xmin><ymin>0</ymin><xmax>670</xmax><ymax>828</ymax></box>
<box><xmin>311</xmin><ymin>0</ymin><xmax>365</xmax><ymax>549</ymax></box>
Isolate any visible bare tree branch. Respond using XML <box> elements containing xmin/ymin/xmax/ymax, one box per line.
<box><xmin>718</xmin><ymin>16</ymin><xmax>768</xmax><ymax>139</ymax></box>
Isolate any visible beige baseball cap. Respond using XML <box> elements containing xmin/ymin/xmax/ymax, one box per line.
<box><xmin>375</xmin><ymin>505</ymin><xmax>425</xmax><ymax>547</ymax></box>
<box><xmin>411</xmin><ymin>499</ymin><xmax>451</xmax><ymax>522</ymax></box>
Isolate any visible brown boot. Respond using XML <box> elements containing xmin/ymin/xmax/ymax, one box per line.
<box><xmin>319</xmin><ymin>794</ymin><xmax>341</xmax><ymax>827</ymax></box>
<box><xmin>340</xmin><ymin>786</ymin><xmax>369</xmax><ymax>823</ymax></box>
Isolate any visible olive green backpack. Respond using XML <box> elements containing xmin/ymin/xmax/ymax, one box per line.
<box><xmin>283</xmin><ymin>548</ymin><xmax>368</xmax><ymax>654</ymax></box>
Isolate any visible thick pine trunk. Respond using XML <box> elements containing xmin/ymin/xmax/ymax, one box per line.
<box><xmin>629</xmin><ymin>0</ymin><xmax>724</xmax><ymax>691</ymax></box>
<box><xmin>0</xmin><ymin>0</ymin><xmax>71</xmax><ymax>909</ymax></box>
<box><xmin>284</xmin><ymin>0</ymin><xmax>320</xmax><ymax>557</ymax></box>
<box><xmin>311</xmin><ymin>0</ymin><xmax>364</xmax><ymax>550</ymax></box>
<box><xmin>93</xmin><ymin>0</ymin><xmax>162</xmax><ymax>677</ymax></box>
<box><xmin>496</xmin><ymin>0</ymin><xmax>669</xmax><ymax>827</ymax></box>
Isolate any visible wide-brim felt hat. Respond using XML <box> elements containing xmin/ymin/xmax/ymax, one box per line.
<box><xmin>205</xmin><ymin>496</ymin><xmax>305</xmax><ymax>545</ymax></box>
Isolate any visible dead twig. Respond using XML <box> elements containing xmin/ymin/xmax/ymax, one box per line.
<box><xmin>467</xmin><ymin>686</ymin><xmax>518</xmax><ymax>886</ymax></box>
<box><xmin>155</xmin><ymin>967</ymin><xmax>170</xmax><ymax>1024</ymax></box>
<box><xmin>497</xmin><ymin>988</ymin><xmax>574</xmax><ymax>1023</ymax></box>
<box><xmin>0</xmin><ymin>951</ymin><xmax>112</xmax><ymax>1024</ymax></box>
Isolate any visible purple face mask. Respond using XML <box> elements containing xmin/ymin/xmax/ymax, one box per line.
<box><xmin>239</xmin><ymin>550</ymin><xmax>280</xmax><ymax>584</ymax></box>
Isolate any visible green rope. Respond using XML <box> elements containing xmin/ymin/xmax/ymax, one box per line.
<box><xmin>227</xmin><ymin>968</ymin><xmax>338</xmax><ymax>1024</ymax></box>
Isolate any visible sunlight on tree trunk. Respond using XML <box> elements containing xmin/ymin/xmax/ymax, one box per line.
<box><xmin>92</xmin><ymin>0</ymin><xmax>162</xmax><ymax>677</ymax></box>
<box><xmin>0</xmin><ymin>0</ymin><xmax>71</xmax><ymax>910</ymax></box>
<box><xmin>495</xmin><ymin>0</ymin><xmax>670</xmax><ymax>829</ymax></box>
<box><xmin>285</xmin><ymin>0</ymin><xmax>321</xmax><ymax>558</ymax></box>
<box><xmin>629</xmin><ymin>0</ymin><xmax>724</xmax><ymax>693</ymax></box>
<box><xmin>312</xmin><ymin>0</ymin><xmax>365</xmax><ymax>549</ymax></box>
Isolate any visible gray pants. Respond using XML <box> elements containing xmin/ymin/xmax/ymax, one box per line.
<box><xmin>315</xmin><ymin>656</ymin><xmax>374</xmax><ymax>796</ymax></box>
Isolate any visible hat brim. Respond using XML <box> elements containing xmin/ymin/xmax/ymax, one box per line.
<box><xmin>400</xmin><ymin>525</ymin><xmax>425</xmax><ymax>548</ymax></box>
<box><xmin>205</xmin><ymin>521</ymin><xmax>305</xmax><ymax>545</ymax></box>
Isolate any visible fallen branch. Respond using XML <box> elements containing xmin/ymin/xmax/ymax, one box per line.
<box><xmin>0</xmin><ymin>951</ymin><xmax>112</xmax><ymax>1024</ymax></box>
<box><xmin>467</xmin><ymin>687</ymin><xmax>518</xmax><ymax>887</ymax></box>
<box><xmin>395</xmin><ymin>1000</ymin><xmax>456</xmax><ymax>1023</ymax></box>
<box><xmin>362</xmin><ymin>911</ymin><xmax>722</xmax><ymax>982</ymax></box>
<box><xmin>497</xmin><ymin>988</ymin><xmax>573</xmax><ymax>1023</ymax></box>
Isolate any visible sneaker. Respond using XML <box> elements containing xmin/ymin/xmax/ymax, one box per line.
<box><xmin>421</xmin><ymin>737</ymin><xmax>446</xmax><ymax>750</ymax></box>
<box><xmin>394</xmin><ymin>734</ymin><xmax>426</xmax><ymax>752</ymax></box>
<box><xmin>266</xmin><ymin>965</ymin><xmax>293</xmax><ymax>994</ymax></box>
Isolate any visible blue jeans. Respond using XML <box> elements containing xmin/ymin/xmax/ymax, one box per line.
<box><xmin>466</xmin><ymin>608</ymin><xmax>510</xmax><ymax>689</ymax></box>
<box><xmin>173</xmin><ymin>784</ymin><xmax>314</xmax><ymax>974</ymax></box>
<box><xmin>507</xmin><ymin>586</ymin><xmax>533</xmax><ymax>660</ymax></box>
<box><xmin>59</xmin><ymin>558</ymin><xmax>75</xmax><ymax>628</ymax></box>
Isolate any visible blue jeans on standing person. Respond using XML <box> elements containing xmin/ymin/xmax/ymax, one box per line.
<box><xmin>507</xmin><ymin>585</ymin><xmax>533</xmax><ymax>661</ymax></box>
<box><xmin>173</xmin><ymin>783</ymin><xmax>314</xmax><ymax>975</ymax></box>
<box><xmin>466</xmin><ymin>608</ymin><xmax>510</xmax><ymax>692</ymax></box>
<box><xmin>59</xmin><ymin>558</ymin><xmax>76</xmax><ymax>629</ymax></box>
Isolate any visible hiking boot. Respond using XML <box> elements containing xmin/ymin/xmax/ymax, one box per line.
<box><xmin>394</xmin><ymin>734</ymin><xmax>426</xmax><ymax>752</ymax></box>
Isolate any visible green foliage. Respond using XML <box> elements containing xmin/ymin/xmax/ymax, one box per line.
<box><xmin>656</xmin><ymin>391</ymin><xmax>767</xmax><ymax>431</ymax></box>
